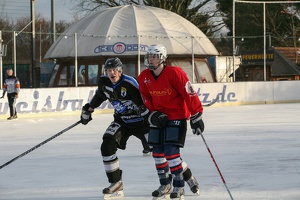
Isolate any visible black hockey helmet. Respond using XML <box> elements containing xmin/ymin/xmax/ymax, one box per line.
<box><xmin>104</xmin><ymin>57</ymin><xmax>122</xmax><ymax>70</ymax></box>
<box><xmin>102</xmin><ymin>57</ymin><xmax>123</xmax><ymax>76</ymax></box>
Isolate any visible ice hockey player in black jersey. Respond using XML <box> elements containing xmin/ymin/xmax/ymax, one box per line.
<box><xmin>80</xmin><ymin>57</ymin><xmax>152</xmax><ymax>199</ymax></box>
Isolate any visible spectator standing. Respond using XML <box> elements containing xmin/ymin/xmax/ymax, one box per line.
<box><xmin>1</xmin><ymin>68</ymin><xmax>20</xmax><ymax>120</ymax></box>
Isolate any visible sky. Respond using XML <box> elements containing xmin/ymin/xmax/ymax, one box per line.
<box><xmin>0</xmin><ymin>0</ymin><xmax>227</xmax><ymax>35</ymax></box>
<box><xmin>0</xmin><ymin>0</ymin><xmax>219</xmax><ymax>23</ymax></box>
<box><xmin>1</xmin><ymin>103</ymin><xmax>300</xmax><ymax>200</ymax></box>
<box><xmin>1</xmin><ymin>0</ymin><xmax>76</xmax><ymax>22</ymax></box>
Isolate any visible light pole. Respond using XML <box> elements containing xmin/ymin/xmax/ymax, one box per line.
<box><xmin>0</xmin><ymin>31</ymin><xmax>2</xmax><ymax>89</ymax></box>
<box><xmin>297</xmin><ymin>38</ymin><xmax>300</xmax><ymax>64</ymax></box>
<box><xmin>51</xmin><ymin>0</ymin><xmax>56</xmax><ymax>44</ymax></box>
<box><xmin>31</xmin><ymin>0</ymin><xmax>36</xmax><ymax>87</ymax></box>
<box><xmin>232</xmin><ymin>0</ymin><xmax>236</xmax><ymax>82</ymax></box>
<box><xmin>263</xmin><ymin>2</ymin><xmax>266</xmax><ymax>81</ymax></box>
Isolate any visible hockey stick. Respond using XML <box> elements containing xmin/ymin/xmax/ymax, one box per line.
<box><xmin>203</xmin><ymin>95</ymin><xmax>219</xmax><ymax>107</ymax></box>
<box><xmin>0</xmin><ymin>120</ymin><xmax>81</xmax><ymax>170</ymax></box>
<box><xmin>199</xmin><ymin>132</ymin><xmax>234</xmax><ymax>200</ymax></box>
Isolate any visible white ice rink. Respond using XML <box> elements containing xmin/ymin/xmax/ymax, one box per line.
<box><xmin>1</xmin><ymin>103</ymin><xmax>300</xmax><ymax>200</ymax></box>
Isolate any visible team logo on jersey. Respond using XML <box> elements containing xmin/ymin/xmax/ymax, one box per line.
<box><xmin>121</xmin><ymin>87</ymin><xmax>127</xmax><ymax>97</ymax></box>
<box><xmin>185</xmin><ymin>81</ymin><xmax>197</xmax><ymax>96</ymax></box>
<box><xmin>143</xmin><ymin>78</ymin><xmax>151</xmax><ymax>85</ymax></box>
<box><xmin>150</xmin><ymin>88</ymin><xmax>172</xmax><ymax>96</ymax></box>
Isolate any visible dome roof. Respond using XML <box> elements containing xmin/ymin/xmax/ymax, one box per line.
<box><xmin>45</xmin><ymin>4</ymin><xmax>219</xmax><ymax>59</ymax></box>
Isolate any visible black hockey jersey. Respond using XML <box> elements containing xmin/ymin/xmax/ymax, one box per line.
<box><xmin>89</xmin><ymin>74</ymin><xmax>147</xmax><ymax>127</ymax></box>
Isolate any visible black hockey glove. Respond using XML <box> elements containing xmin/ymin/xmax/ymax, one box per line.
<box><xmin>148</xmin><ymin>111</ymin><xmax>168</xmax><ymax>129</ymax></box>
<box><xmin>80</xmin><ymin>103</ymin><xmax>93</xmax><ymax>125</ymax></box>
<box><xmin>139</xmin><ymin>105</ymin><xmax>150</xmax><ymax>120</ymax></box>
<box><xmin>190</xmin><ymin>112</ymin><xmax>205</xmax><ymax>135</ymax></box>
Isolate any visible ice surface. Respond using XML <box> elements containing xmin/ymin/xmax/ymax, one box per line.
<box><xmin>1</xmin><ymin>103</ymin><xmax>300</xmax><ymax>200</ymax></box>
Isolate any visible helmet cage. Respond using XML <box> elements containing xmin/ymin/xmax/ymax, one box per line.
<box><xmin>103</xmin><ymin>57</ymin><xmax>123</xmax><ymax>75</ymax></box>
<box><xmin>144</xmin><ymin>44</ymin><xmax>167</xmax><ymax>70</ymax></box>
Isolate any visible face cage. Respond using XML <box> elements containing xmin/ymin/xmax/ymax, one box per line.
<box><xmin>144</xmin><ymin>53</ymin><xmax>165</xmax><ymax>70</ymax></box>
<box><xmin>103</xmin><ymin>66</ymin><xmax>123</xmax><ymax>76</ymax></box>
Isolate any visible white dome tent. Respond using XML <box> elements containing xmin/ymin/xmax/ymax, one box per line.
<box><xmin>44</xmin><ymin>4</ymin><xmax>219</xmax><ymax>87</ymax></box>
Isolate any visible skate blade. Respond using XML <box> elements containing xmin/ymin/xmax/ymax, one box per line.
<box><xmin>152</xmin><ymin>194</ymin><xmax>170</xmax><ymax>200</ymax></box>
<box><xmin>143</xmin><ymin>152</ymin><xmax>152</xmax><ymax>156</ymax></box>
<box><xmin>192</xmin><ymin>189</ymin><xmax>200</xmax><ymax>196</ymax></box>
<box><xmin>170</xmin><ymin>196</ymin><xmax>184</xmax><ymax>200</ymax></box>
<box><xmin>103</xmin><ymin>190</ymin><xmax>124</xmax><ymax>199</ymax></box>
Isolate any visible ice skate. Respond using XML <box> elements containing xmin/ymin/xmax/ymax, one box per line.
<box><xmin>152</xmin><ymin>183</ymin><xmax>172</xmax><ymax>200</ymax></box>
<box><xmin>7</xmin><ymin>115</ymin><xmax>17</xmax><ymax>120</ymax></box>
<box><xmin>186</xmin><ymin>176</ymin><xmax>200</xmax><ymax>195</ymax></box>
<box><xmin>142</xmin><ymin>147</ymin><xmax>153</xmax><ymax>156</ymax></box>
<box><xmin>170</xmin><ymin>187</ymin><xmax>184</xmax><ymax>199</ymax></box>
<box><xmin>103</xmin><ymin>180</ymin><xmax>124</xmax><ymax>199</ymax></box>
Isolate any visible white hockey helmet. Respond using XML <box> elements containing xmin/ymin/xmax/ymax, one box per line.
<box><xmin>144</xmin><ymin>44</ymin><xmax>167</xmax><ymax>70</ymax></box>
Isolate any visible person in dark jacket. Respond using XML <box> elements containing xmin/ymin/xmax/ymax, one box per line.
<box><xmin>80</xmin><ymin>57</ymin><xmax>152</xmax><ymax>199</ymax></box>
<box><xmin>1</xmin><ymin>68</ymin><xmax>20</xmax><ymax>120</ymax></box>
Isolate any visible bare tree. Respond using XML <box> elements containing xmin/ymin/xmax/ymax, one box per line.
<box><xmin>71</xmin><ymin>0</ymin><xmax>224</xmax><ymax>35</ymax></box>
<box><xmin>0</xmin><ymin>14</ymin><xmax>70</xmax><ymax>65</ymax></box>
<box><xmin>216</xmin><ymin>1</ymin><xmax>300</xmax><ymax>50</ymax></box>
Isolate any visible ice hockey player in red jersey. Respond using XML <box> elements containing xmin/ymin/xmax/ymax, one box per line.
<box><xmin>80</xmin><ymin>57</ymin><xmax>152</xmax><ymax>199</ymax></box>
<box><xmin>138</xmin><ymin>44</ymin><xmax>205</xmax><ymax>199</ymax></box>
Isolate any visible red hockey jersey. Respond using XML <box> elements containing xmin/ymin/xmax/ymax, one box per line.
<box><xmin>138</xmin><ymin>66</ymin><xmax>203</xmax><ymax>120</ymax></box>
